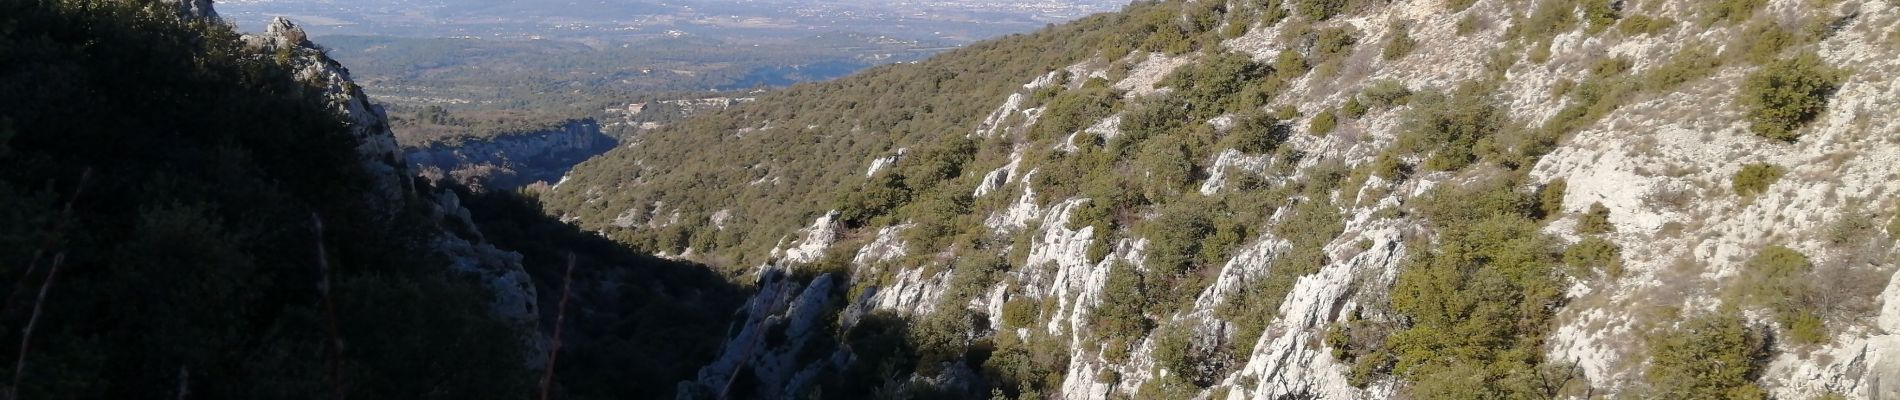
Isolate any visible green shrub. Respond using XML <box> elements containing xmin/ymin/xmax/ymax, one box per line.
<box><xmin>1577</xmin><ymin>202</ymin><xmax>1614</xmax><ymax>234</ymax></box>
<box><xmin>981</xmin><ymin>330</ymin><xmax>1068</xmax><ymax>399</ymax></box>
<box><xmin>1741</xmin><ymin>53</ymin><xmax>1844</xmax><ymax>141</ymax></box>
<box><xmin>1314</xmin><ymin>26</ymin><xmax>1359</xmax><ymax>61</ymax></box>
<box><xmin>1646</xmin><ymin>313</ymin><xmax>1768</xmax><ymax>399</ymax></box>
<box><xmin>1705</xmin><ymin>0</ymin><xmax>1767</xmax><ymax>26</ymax></box>
<box><xmin>1395</xmin><ymin>89</ymin><xmax>1507</xmax><ymax>171</ymax></box>
<box><xmin>1382</xmin><ymin>25</ymin><xmax>1417</xmax><ymax>61</ymax></box>
<box><xmin>1446</xmin><ymin>0</ymin><xmax>1478</xmax><ymax>12</ymax></box>
<box><xmin>1731</xmin><ymin>245</ymin><xmax>1841</xmax><ymax>345</ymax></box>
<box><xmin>1730</xmin><ymin>163</ymin><xmax>1784</xmax><ymax>198</ymax></box>
<box><xmin>1738</xmin><ymin>246</ymin><xmax>1812</xmax><ymax>303</ymax></box>
<box><xmin>1029</xmin><ymin>84</ymin><xmax>1119</xmax><ymax>141</ymax></box>
<box><xmin>1516</xmin><ymin>0</ymin><xmax>1581</xmax><ymax>44</ymax></box>
<box><xmin>1119</xmin><ymin>96</ymin><xmax>1190</xmax><ymax>148</ymax></box>
<box><xmin>1151</xmin><ymin>325</ymin><xmax>1231</xmax><ymax>388</ymax></box>
<box><xmin>1374</xmin><ymin>178</ymin><xmax>1565</xmax><ymax>396</ymax></box>
<box><xmin>1253</xmin><ymin>0</ymin><xmax>1291</xmax><ymax>26</ymax></box>
<box><xmin>1361</xmin><ymin>80</ymin><xmax>1413</xmax><ymax>108</ymax></box>
<box><xmin>1562</xmin><ymin>237</ymin><xmax>1624</xmax><ymax>279</ymax></box>
<box><xmin>1617</xmin><ymin>14</ymin><xmax>1675</xmax><ymax>36</ymax></box>
<box><xmin>1000</xmin><ymin>298</ymin><xmax>1039</xmax><ymax>329</ymax></box>
<box><xmin>1583</xmin><ymin>0</ymin><xmax>1619</xmax><ymax>33</ymax></box>
<box><xmin>1342</xmin><ymin>96</ymin><xmax>1369</xmax><ymax>119</ymax></box>
<box><xmin>1309</xmin><ymin>108</ymin><xmax>1339</xmax><ymax>136</ymax></box>
<box><xmin>1730</xmin><ymin>22</ymin><xmax>1799</xmax><ymax>64</ymax></box>
<box><xmin>1295</xmin><ymin>0</ymin><xmax>1347</xmax><ymax>20</ymax></box>
<box><xmin>1090</xmin><ymin>262</ymin><xmax>1150</xmax><ymax>359</ymax></box>
<box><xmin>1536</xmin><ymin>179</ymin><xmax>1567</xmax><ymax>220</ymax></box>
<box><xmin>1273</xmin><ymin>49</ymin><xmax>1310</xmax><ymax>78</ymax></box>
<box><xmin>1137</xmin><ymin>137</ymin><xmax>1196</xmax><ymax>201</ymax></box>
<box><xmin>1644</xmin><ymin>45</ymin><xmax>1722</xmax><ymax>90</ymax></box>
<box><xmin>1737</xmin><ymin>245</ymin><xmax>1808</xmax><ymax>300</ymax></box>
<box><xmin>1162</xmin><ymin>51</ymin><xmax>1271</xmax><ymax>119</ymax></box>
<box><xmin>1142</xmin><ymin>200</ymin><xmax>1216</xmax><ymax>274</ymax></box>
<box><xmin>838</xmin><ymin>174</ymin><xmax>912</xmax><ymax>227</ymax></box>
<box><xmin>1785</xmin><ymin>310</ymin><xmax>1829</xmax><ymax>345</ymax></box>
<box><xmin>1226</xmin><ymin>112</ymin><xmax>1288</xmax><ymax>154</ymax></box>
<box><xmin>910</xmin><ymin>307</ymin><xmax>975</xmax><ymax>375</ymax></box>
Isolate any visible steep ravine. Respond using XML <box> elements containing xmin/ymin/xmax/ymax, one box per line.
<box><xmin>403</xmin><ymin>119</ymin><xmax>615</xmax><ymax>191</ymax></box>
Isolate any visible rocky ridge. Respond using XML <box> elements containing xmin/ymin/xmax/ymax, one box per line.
<box><xmin>235</xmin><ymin>12</ymin><xmax>543</xmax><ymax>335</ymax></box>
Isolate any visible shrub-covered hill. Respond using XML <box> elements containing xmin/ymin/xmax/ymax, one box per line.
<box><xmin>0</xmin><ymin>1</ymin><xmax>740</xmax><ymax>399</ymax></box>
<box><xmin>546</xmin><ymin>0</ymin><xmax>1900</xmax><ymax>398</ymax></box>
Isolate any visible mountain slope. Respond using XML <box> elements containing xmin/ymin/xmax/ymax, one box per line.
<box><xmin>547</xmin><ymin>0</ymin><xmax>1900</xmax><ymax>398</ymax></box>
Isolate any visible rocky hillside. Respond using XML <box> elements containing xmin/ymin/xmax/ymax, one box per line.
<box><xmin>547</xmin><ymin>0</ymin><xmax>1900</xmax><ymax>398</ymax></box>
<box><xmin>405</xmin><ymin>118</ymin><xmax>615</xmax><ymax>191</ymax></box>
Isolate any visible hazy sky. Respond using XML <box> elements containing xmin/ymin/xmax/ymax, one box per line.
<box><xmin>216</xmin><ymin>0</ymin><xmax>1128</xmax><ymax>41</ymax></box>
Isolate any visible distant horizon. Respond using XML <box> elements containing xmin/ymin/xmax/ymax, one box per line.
<box><xmin>214</xmin><ymin>0</ymin><xmax>1129</xmax><ymax>43</ymax></box>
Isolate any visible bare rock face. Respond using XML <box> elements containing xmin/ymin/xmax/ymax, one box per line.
<box><xmin>677</xmin><ymin>268</ymin><xmax>868</xmax><ymax>400</ymax></box>
<box><xmin>243</xmin><ymin>17</ymin><xmax>407</xmax><ymax>206</ymax></box>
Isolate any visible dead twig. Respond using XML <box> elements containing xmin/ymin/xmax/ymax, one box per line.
<box><xmin>539</xmin><ymin>253</ymin><xmax>577</xmax><ymax>400</ymax></box>
<box><xmin>3</xmin><ymin>169</ymin><xmax>89</xmax><ymax>324</ymax></box>
<box><xmin>313</xmin><ymin>214</ymin><xmax>345</xmax><ymax>400</ymax></box>
<box><xmin>4</xmin><ymin>168</ymin><xmax>90</xmax><ymax>400</ymax></box>
<box><xmin>8</xmin><ymin>253</ymin><xmax>64</xmax><ymax>400</ymax></box>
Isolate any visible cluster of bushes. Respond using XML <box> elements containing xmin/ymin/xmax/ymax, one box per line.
<box><xmin>1582</xmin><ymin>0</ymin><xmax>1619</xmax><ymax>32</ymax></box>
<box><xmin>1090</xmin><ymin>262</ymin><xmax>1153</xmax><ymax>362</ymax></box>
<box><xmin>1311</xmin><ymin>26</ymin><xmax>1360</xmax><ymax>77</ymax></box>
<box><xmin>1644</xmin><ymin>313</ymin><xmax>1768</xmax><ymax>398</ymax></box>
<box><xmin>1392</xmin><ymin>86</ymin><xmax>1510</xmax><ymax>171</ymax></box>
<box><xmin>1225</xmin><ymin>112</ymin><xmax>1291</xmax><ymax>154</ymax></box>
<box><xmin>1110</xmin><ymin>0</ymin><xmax>1244</xmax><ymax>57</ymax></box>
<box><xmin>1732</xmin><ymin>246</ymin><xmax>1831</xmax><ymax>344</ymax></box>
<box><xmin>1294</xmin><ymin>0</ymin><xmax>1348</xmax><ymax>21</ymax></box>
<box><xmin>1338</xmin><ymin>176</ymin><xmax>1569</xmax><ymax>397</ymax></box>
<box><xmin>1160</xmin><ymin>51</ymin><xmax>1278</xmax><ymax>120</ymax></box>
<box><xmin>1029</xmin><ymin>78</ymin><xmax>1120</xmax><ymax>142</ymax></box>
<box><xmin>981</xmin><ymin>328</ymin><xmax>1070</xmax><ymax>399</ymax></box>
<box><xmin>1705</xmin><ymin>0</ymin><xmax>1768</xmax><ymax>26</ymax></box>
<box><xmin>1741</xmin><ymin>53</ymin><xmax>1845</xmax><ymax>142</ymax></box>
